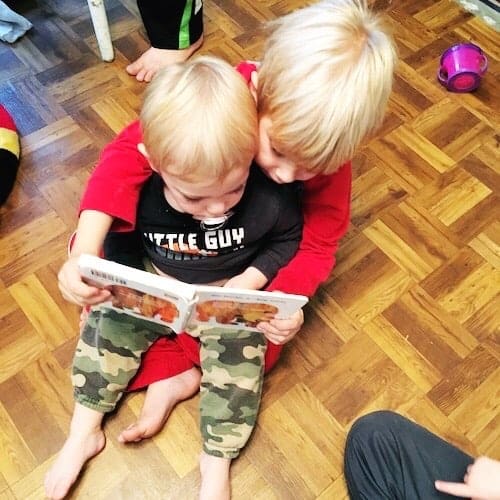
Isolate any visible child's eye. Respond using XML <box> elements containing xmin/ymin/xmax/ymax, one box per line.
<box><xmin>230</xmin><ymin>184</ymin><xmax>245</xmax><ymax>195</ymax></box>
<box><xmin>182</xmin><ymin>195</ymin><xmax>203</xmax><ymax>203</ymax></box>
<box><xmin>271</xmin><ymin>147</ymin><xmax>284</xmax><ymax>158</ymax></box>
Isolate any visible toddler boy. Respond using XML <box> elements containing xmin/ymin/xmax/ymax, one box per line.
<box><xmin>45</xmin><ymin>56</ymin><xmax>302</xmax><ymax>500</ymax></box>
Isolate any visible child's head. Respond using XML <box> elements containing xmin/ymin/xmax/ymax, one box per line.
<box><xmin>256</xmin><ymin>0</ymin><xmax>397</xmax><ymax>182</ymax></box>
<box><xmin>140</xmin><ymin>56</ymin><xmax>258</xmax><ymax>219</ymax></box>
<box><xmin>141</xmin><ymin>56</ymin><xmax>258</xmax><ymax>181</ymax></box>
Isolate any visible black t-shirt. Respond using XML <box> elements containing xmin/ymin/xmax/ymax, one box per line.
<box><xmin>135</xmin><ymin>164</ymin><xmax>303</xmax><ymax>284</ymax></box>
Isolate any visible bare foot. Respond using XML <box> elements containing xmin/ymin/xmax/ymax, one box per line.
<box><xmin>126</xmin><ymin>35</ymin><xmax>204</xmax><ymax>82</ymax></box>
<box><xmin>44</xmin><ymin>406</ymin><xmax>106</xmax><ymax>499</ymax></box>
<box><xmin>199</xmin><ymin>452</ymin><xmax>231</xmax><ymax>500</ymax></box>
<box><xmin>118</xmin><ymin>367</ymin><xmax>201</xmax><ymax>443</ymax></box>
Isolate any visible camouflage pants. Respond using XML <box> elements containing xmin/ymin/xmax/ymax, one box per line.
<box><xmin>72</xmin><ymin>307</ymin><xmax>266</xmax><ymax>459</ymax></box>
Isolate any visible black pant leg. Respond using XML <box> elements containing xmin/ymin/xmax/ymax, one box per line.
<box><xmin>344</xmin><ymin>411</ymin><xmax>474</xmax><ymax>500</ymax></box>
<box><xmin>136</xmin><ymin>0</ymin><xmax>203</xmax><ymax>50</ymax></box>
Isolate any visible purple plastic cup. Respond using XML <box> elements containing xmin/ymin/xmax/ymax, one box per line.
<box><xmin>437</xmin><ymin>43</ymin><xmax>488</xmax><ymax>92</ymax></box>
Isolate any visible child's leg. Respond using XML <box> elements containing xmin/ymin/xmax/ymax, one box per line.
<box><xmin>199</xmin><ymin>452</ymin><xmax>231</xmax><ymax>500</ymax></box>
<box><xmin>72</xmin><ymin>307</ymin><xmax>165</xmax><ymax>411</ymax></box>
<box><xmin>127</xmin><ymin>0</ymin><xmax>204</xmax><ymax>81</ymax></box>
<box><xmin>119</xmin><ymin>335</ymin><xmax>201</xmax><ymax>442</ymax></box>
<box><xmin>45</xmin><ymin>308</ymin><xmax>165</xmax><ymax>498</ymax></box>
<box><xmin>118</xmin><ymin>332</ymin><xmax>281</xmax><ymax>446</ymax></box>
<box><xmin>44</xmin><ymin>404</ymin><xmax>105</xmax><ymax>500</ymax></box>
<box><xmin>198</xmin><ymin>328</ymin><xmax>267</xmax><ymax>499</ymax></box>
<box><xmin>119</xmin><ymin>366</ymin><xmax>201</xmax><ymax>443</ymax></box>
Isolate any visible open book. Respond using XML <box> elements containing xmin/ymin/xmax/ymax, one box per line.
<box><xmin>78</xmin><ymin>254</ymin><xmax>308</xmax><ymax>333</ymax></box>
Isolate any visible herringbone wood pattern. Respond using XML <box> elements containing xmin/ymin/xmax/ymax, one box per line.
<box><xmin>0</xmin><ymin>0</ymin><xmax>499</xmax><ymax>498</ymax></box>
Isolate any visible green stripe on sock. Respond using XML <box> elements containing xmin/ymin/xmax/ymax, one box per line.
<box><xmin>179</xmin><ymin>0</ymin><xmax>193</xmax><ymax>49</ymax></box>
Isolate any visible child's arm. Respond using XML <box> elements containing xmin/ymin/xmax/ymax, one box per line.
<box><xmin>223</xmin><ymin>182</ymin><xmax>305</xmax><ymax>343</ymax></box>
<box><xmin>223</xmin><ymin>266</ymin><xmax>267</xmax><ymax>290</ymax></box>
<box><xmin>79</xmin><ymin>120</ymin><xmax>152</xmax><ymax>231</ymax></box>
<box><xmin>64</xmin><ymin>120</ymin><xmax>152</xmax><ymax>302</ymax></box>
<box><xmin>58</xmin><ymin>210</ymin><xmax>113</xmax><ymax>305</ymax></box>
<box><xmin>61</xmin><ymin>121</ymin><xmax>153</xmax><ymax>303</ymax></box>
<box><xmin>60</xmin><ymin>120</ymin><xmax>152</xmax><ymax>305</ymax></box>
<box><xmin>266</xmin><ymin>163</ymin><xmax>352</xmax><ymax>297</ymax></box>
<box><xmin>255</xmin><ymin>164</ymin><xmax>351</xmax><ymax>345</ymax></box>
<box><xmin>246</xmin><ymin>183</ymin><xmax>303</xmax><ymax>288</ymax></box>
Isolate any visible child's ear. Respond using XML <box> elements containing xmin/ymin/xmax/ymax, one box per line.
<box><xmin>138</xmin><ymin>143</ymin><xmax>159</xmax><ymax>173</ymax></box>
<box><xmin>250</xmin><ymin>71</ymin><xmax>259</xmax><ymax>103</ymax></box>
<box><xmin>137</xmin><ymin>142</ymin><xmax>149</xmax><ymax>158</ymax></box>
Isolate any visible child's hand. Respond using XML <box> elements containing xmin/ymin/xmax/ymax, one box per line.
<box><xmin>257</xmin><ymin>308</ymin><xmax>304</xmax><ymax>345</ymax></box>
<box><xmin>58</xmin><ymin>256</ymin><xmax>111</xmax><ymax>306</ymax></box>
<box><xmin>435</xmin><ymin>456</ymin><xmax>500</xmax><ymax>499</ymax></box>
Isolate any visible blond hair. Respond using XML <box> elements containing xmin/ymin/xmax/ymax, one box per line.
<box><xmin>258</xmin><ymin>0</ymin><xmax>397</xmax><ymax>175</ymax></box>
<box><xmin>141</xmin><ymin>56</ymin><xmax>258</xmax><ymax>181</ymax></box>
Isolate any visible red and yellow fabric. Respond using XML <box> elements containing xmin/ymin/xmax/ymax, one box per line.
<box><xmin>0</xmin><ymin>104</ymin><xmax>20</xmax><ymax>205</ymax></box>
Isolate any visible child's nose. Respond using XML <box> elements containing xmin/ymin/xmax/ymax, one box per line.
<box><xmin>205</xmin><ymin>200</ymin><xmax>226</xmax><ymax>216</ymax></box>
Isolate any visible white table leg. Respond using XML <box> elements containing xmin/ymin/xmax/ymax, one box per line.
<box><xmin>86</xmin><ymin>0</ymin><xmax>114</xmax><ymax>62</ymax></box>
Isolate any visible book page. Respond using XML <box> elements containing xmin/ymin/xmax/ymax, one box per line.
<box><xmin>78</xmin><ymin>255</ymin><xmax>196</xmax><ymax>332</ymax></box>
<box><xmin>188</xmin><ymin>286</ymin><xmax>308</xmax><ymax>331</ymax></box>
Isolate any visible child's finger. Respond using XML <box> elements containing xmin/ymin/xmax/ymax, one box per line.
<box><xmin>260</xmin><ymin>326</ymin><xmax>294</xmax><ymax>345</ymax></box>
<box><xmin>85</xmin><ymin>288</ymin><xmax>111</xmax><ymax>305</ymax></box>
<box><xmin>269</xmin><ymin>310</ymin><xmax>304</xmax><ymax>329</ymax></box>
<box><xmin>268</xmin><ymin>318</ymin><xmax>294</xmax><ymax>329</ymax></box>
<box><xmin>261</xmin><ymin>316</ymin><xmax>301</xmax><ymax>331</ymax></box>
<box><xmin>60</xmin><ymin>283</ymin><xmax>110</xmax><ymax>306</ymax></box>
<box><xmin>257</xmin><ymin>322</ymin><xmax>283</xmax><ymax>337</ymax></box>
<box><xmin>65</xmin><ymin>282</ymin><xmax>98</xmax><ymax>300</ymax></box>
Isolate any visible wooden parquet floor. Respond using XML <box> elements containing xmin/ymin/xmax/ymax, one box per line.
<box><xmin>0</xmin><ymin>0</ymin><xmax>499</xmax><ymax>498</ymax></box>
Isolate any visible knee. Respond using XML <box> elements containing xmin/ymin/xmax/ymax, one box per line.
<box><xmin>346</xmin><ymin>410</ymin><xmax>401</xmax><ymax>453</ymax></box>
<box><xmin>345</xmin><ymin>412</ymin><xmax>409</xmax><ymax>500</ymax></box>
<box><xmin>350</xmin><ymin>410</ymin><xmax>400</xmax><ymax>434</ymax></box>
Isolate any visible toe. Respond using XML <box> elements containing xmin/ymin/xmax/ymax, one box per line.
<box><xmin>119</xmin><ymin>424</ymin><xmax>145</xmax><ymax>443</ymax></box>
<box><xmin>126</xmin><ymin>60</ymin><xmax>141</xmax><ymax>76</ymax></box>
<box><xmin>136</xmin><ymin>68</ymin><xmax>147</xmax><ymax>82</ymax></box>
